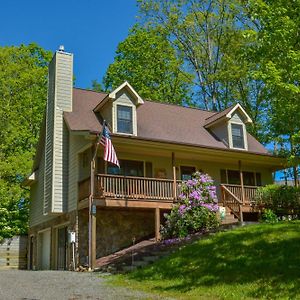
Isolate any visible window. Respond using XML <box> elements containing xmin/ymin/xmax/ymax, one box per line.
<box><xmin>107</xmin><ymin>159</ymin><xmax>144</xmax><ymax>177</ymax></box>
<box><xmin>180</xmin><ymin>166</ymin><xmax>196</xmax><ymax>181</ymax></box>
<box><xmin>117</xmin><ymin>105</ymin><xmax>133</xmax><ymax>134</ymax></box>
<box><xmin>220</xmin><ymin>169</ymin><xmax>262</xmax><ymax>186</ymax></box>
<box><xmin>243</xmin><ymin>171</ymin><xmax>255</xmax><ymax>186</ymax></box>
<box><xmin>227</xmin><ymin>170</ymin><xmax>241</xmax><ymax>185</ymax></box>
<box><xmin>231</xmin><ymin>124</ymin><xmax>245</xmax><ymax>149</ymax></box>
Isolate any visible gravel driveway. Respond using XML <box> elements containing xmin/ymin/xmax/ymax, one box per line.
<box><xmin>0</xmin><ymin>270</ymin><xmax>168</xmax><ymax>300</ymax></box>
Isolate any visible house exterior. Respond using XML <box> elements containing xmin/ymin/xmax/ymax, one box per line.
<box><xmin>25</xmin><ymin>48</ymin><xmax>285</xmax><ymax>270</ymax></box>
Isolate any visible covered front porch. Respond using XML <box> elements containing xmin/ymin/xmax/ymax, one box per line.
<box><xmin>76</xmin><ymin>139</ymin><xmax>285</xmax><ymax>269</ymax></box>
<box><xmin>78</xmin><ymin>173</ymin><xmax>262</xmax><ymax>220</ymax></box>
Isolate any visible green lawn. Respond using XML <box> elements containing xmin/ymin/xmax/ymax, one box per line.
<box><xmin>109</xmin><ymin>222</ymin><xmax>300</xmax><ymax>299</ymax></box>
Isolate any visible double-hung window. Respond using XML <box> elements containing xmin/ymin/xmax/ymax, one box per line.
<box><xmin>117</xmin><ymin>105</ymin><xmax>133</xmax><ymax>134</ymax></box>
<box><xmin>231</xmin><ymin>124</ymin><xmax>245</xmax><ymax>149</ymax></box>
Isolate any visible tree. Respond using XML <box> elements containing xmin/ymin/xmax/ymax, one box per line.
<box><xmin>136</xmin><ymin>0</ymin><xmax>274</xmax><ymax>142</ymax></box>
<box><xmin>137</xmin><ymin>0</ymin><xmax>251</xmax><ymax>110</ymax></box>
<box><xmin>90</xmin><ymin>79</ymin><xmax>104</xmax><ymax>92</ymax></box>
<box><xmin>245</xmin><ymin>0</ymin><xmax>300</xmax><ymax>184</ymax></box>
<box><xmin>0</xmin><ymin>44</ymin><xmax>51</xmax><ymax>239</ymax></box>
<box><xmin>103</xmin><ymin>26</ymin><xmax>193</xmax><ymax>104</ymax></box>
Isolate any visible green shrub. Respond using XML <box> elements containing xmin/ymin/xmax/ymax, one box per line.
<box><xmin>255</xmin><ymin>184</ymin><xmax>300</xmax><ymax>217</ymax></box>
<box><xmin>161</xmin><ymin>172</ymin><xmax>220</xmax><ymax>239</ymax></box>
<box><xmin>260</xmin><ymin>209</ymin><xmax>278</xmax><ymax>223</ymax></box>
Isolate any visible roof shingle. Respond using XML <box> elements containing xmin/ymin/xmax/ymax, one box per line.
<box><xmin>64</xmin><ymin>88</ymin><xmax>268</xmax><ymax>155</ymax></box>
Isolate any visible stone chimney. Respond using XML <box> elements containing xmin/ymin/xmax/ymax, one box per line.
<box><xmin>44</xmin><ymin>47</ymin><xmax>73</xmax><ymax>214</ymax></box>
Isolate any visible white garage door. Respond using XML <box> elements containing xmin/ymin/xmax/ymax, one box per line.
<box><xmin>39</xmin><ymin>229</ymin><xmax>51</xmax><ymax>270</ymax></box>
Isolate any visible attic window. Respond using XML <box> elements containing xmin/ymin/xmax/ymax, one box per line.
<box><xmin>117</xmin><ymin>105</ymin><xmax>133</xmax><ymax>134</ymax></box>
<box><xmin>231</xmin><ymin>124</ymin><xmax>245</xmax><ymax>149</ymax></box>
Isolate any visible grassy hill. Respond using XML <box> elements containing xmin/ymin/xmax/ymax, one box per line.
<box><xmin>110</xmin><ymin>222</ymin><xmax>300</xmax><ymax>299</ymax></box>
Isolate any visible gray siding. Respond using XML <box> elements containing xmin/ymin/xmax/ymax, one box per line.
<box><xmin>44</xmin><ymin>56</ymin><xmax>55</xmax><ymax>214</ymax></box>
<box><xmin>101</xmin><ymin>102</ymin><xmax>113</xmax><ymax>127</ymax></box>
<box><xmin>44</xmin><ymin>51</ymin><xmax>73</xmax><ymax>214</ymax></box>
<box><xmin>68</xmin><ymin>134</ymin><xmax>91</xmax><ymax>212</ymax></box>
<box><xmin>231</xmin><ymin>112</ymin><xmax>244</xmax><ymax>123</ymax></box>
<box><xmin>29</xmin><ymin>146</ymin><xmax>56</xmax><ymax>227</ymax></box>
<box><xmin>210</xmin><ymin>122</ymin><xmax>229</xmax><ymax>146</ymax></box>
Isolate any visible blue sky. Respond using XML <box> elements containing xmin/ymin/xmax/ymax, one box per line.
<box><xmin>0</xmin><ymin>0</ymin><xmax>138</xmax><ymax>88</ymax></box>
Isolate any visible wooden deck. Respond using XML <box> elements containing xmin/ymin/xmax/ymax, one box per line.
<box><xmin>78</xmin><ymin>174</ymin><xmax>180</xmax><ymax>209</ymax></box>
<box><xmin>78</xmin><ymin>174</ymin><xmax>261</xmax><ymax>216</ymax></box>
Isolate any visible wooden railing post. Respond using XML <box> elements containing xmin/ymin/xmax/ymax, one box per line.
<box><xmin>172</xmin><ymin>152</ymin><xmax>177</xmax><ymax>201</ymax></box>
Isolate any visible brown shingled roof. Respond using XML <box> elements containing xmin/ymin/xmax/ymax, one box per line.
<box><xmin>64</xmin><ymin>88</ymin><xmax>107</xmax><ymax>132</ymax></box>
<box><xmin>64</xmin><ymin>88</ymin><xmax>268</xmax><ymax>155</ymax></box>
<box><xmin>204</xmin><ymin>105</ymin><xmax>235</xmax><ymax>127</ymax></box>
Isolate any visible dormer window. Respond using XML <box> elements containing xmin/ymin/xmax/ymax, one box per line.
<box><xmin>231</xmin><ymin>123</ymin><xmax>245</xmax><ymax>149</ymax></box>
<box><xmin>117</xmin><ymin>105</ymin><xmax>133</xmax><ymax>134</ymax></box>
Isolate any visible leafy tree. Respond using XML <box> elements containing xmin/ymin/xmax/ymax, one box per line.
<box><xmin>103</xmin><ymin>26</ymin><xmax>193</xmax><ymax>104</ymax></box>
<box><xmin>136</xmin><ymin>0</ymin><xmax>274</xmax><ymax>142</ymax></box>
<box><xmin>245</xmin><ymin>0</ymin><xmax>300</xmax><ymax>184</ymax></box>
<box><xmin>0</xmin><ymin>44</ymin><xmax>51</xmax><ymax>239</ymax></box>
<box><xmin>137</xmin><ymin>0</ymin><xmax>250</xmax><ymax>110</ymax></box>
<box><xmin>90</xmin><ymin>79</ymin><xmax>104</xmax><ymax>92</ymax></box>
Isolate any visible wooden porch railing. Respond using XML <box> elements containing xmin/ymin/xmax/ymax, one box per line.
<box><xmin>222</xmin><ymin>184</ymin><xmax>259</xmax><ymax>205</ymax></box>
<box><xmin>78</xmin><ymin>174</ymin><xmax>181</xmax><ymax>202</ymax></box>
<box><xmin>221</xmin><ymin>184</ymin><xmax>244</xmax><ymax>221</ymax></box>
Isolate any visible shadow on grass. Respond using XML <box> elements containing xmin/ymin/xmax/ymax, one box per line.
<box><xmin>127</xmin><ymin>222</ymin><xmax>300</xmax><ymax>299</ymax></box>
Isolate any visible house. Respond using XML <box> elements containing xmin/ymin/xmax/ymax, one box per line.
<box><xmin>25</xmin><ymin>48</ymin><xmax>285</xmax><ymax>271</ymax></box>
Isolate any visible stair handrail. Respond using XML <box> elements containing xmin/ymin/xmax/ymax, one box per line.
<box><xmin>221</xmin><ymin>184</ymin><xmax>243</xmax><ymax>222</ymax></box>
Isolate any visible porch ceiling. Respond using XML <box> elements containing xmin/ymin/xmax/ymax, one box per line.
<box><xmin>111</xmin><ymin>136</ymin><xmax>286</xmax><ymax>171</ymax></box>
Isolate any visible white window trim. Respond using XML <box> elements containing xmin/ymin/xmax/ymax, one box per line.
<box><xmin>112</xmin><ymin>102</ymin><xmax>137</xmax><ymax>136</ymax></box>
<box><xmin>227</xmin><ymin>121</ymin><xmax>248</xmax><ymax>151</ymax></box>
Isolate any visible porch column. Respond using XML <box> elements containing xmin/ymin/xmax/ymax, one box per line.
<box><xmin>238</xmin><ymin>160</ymin><xmax>245</xmax><ymax>202</ymax></box>
<box><xmin>172</xmin><ymin>152</ymin><xmax>177</xmax><ymax>200</ymax></box>
<box><xmin>238</xmin><ymin>160</ymin><xmax>244</xmax><ymax>222</ymax></box>
<box><xmin>155</xmin><ymin>207</ymin><xmax>161</xmax><ymax>241</ymax></box>
<box><xmin>89</xmin><ymin>145</ymin><xmax>97</xmax><ymax>270</ymax></box>
<box><xmin>91</xmin><ymin>208</ymin><xmax>96</xmax><ymax>269</ymax></box>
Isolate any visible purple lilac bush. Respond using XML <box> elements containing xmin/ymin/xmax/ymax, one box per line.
<box><xmin>161</xmin><ymin>172</ymin><xmax>220</xmax><ymax>238</ymax></box>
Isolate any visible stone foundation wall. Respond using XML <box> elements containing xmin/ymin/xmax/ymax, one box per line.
<box><xmin>78</xmin><ymin>208</ymin><xmax>155</xmax><ymax>264</ymax></box>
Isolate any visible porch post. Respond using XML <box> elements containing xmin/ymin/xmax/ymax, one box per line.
<box><xmin>238</xmin><ymin>160</ymin><xmax>245</xmax><ymax>203</ymax></box>
<box><xmin>172</xmin><ymin>152</ymin><xmax>177</xmax><ymax>200</ymax></box>
<box><xmin>155</xmin><ymin>207</ymin><xmax>161</xmax><ymax>241</ymax></box>
<box><xmin>89</xmin><ymin>145</ymin><xmax>97</xmax><ymax>270</ymax></box>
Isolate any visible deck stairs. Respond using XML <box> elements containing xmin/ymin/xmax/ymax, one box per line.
<box><xmin>221</xmin><ymin>206</ymin><xmax>239</xmax><ymax>225</ymax></box>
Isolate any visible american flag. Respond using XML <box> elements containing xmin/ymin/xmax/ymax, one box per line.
<box><xmin>99</xmin><ymin>125</ymin><xmax>120</xmax><ymax>167</ymax></box>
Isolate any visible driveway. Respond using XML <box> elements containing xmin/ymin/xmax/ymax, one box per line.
<box><xmin>0</xmin><ymin>270</ymin><xmax>165</xmax><ymax>300</ymax></box>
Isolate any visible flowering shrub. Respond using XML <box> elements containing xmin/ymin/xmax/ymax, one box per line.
<box><xmin>161</xmin><ymin>172</ymin><xmax>220</xmax><ymax>238</ymax></box>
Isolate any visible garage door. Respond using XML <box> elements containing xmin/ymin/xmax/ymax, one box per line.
<box><xmin>39</xmin><ymin>229</ymin><xmax>51</xmax><ymax>270</ymax></box>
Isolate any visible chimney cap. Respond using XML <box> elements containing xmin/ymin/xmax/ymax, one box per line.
<box><xmin>58</xmin><ymin>45</ymin><xmax>65</xmax><ymax>52</ymax></box>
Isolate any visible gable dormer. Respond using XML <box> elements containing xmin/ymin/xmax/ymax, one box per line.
<box><xmin>204</xmin><ymin>103</ymin><xmax>252</xmax><ymax>151</ymax></box>
<box><xmin>94</xmin><ymin>81</ymin><xmax>144</xmax><ymax>136</ymax></box>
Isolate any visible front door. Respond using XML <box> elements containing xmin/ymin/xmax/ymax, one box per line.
<box><xmin>57</xmin><ymin>227</ymin><xmax>68</xmax><ymax>270</ymax></box>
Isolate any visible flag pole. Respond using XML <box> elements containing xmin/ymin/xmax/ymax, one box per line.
<box><xmin>88</xmin><ymin>120</ymin><xmax>106</xmax><ymax>270</ymax></box>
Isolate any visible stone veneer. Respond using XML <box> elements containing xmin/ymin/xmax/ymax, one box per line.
<box><xmin>78</xmin><ymin>208</ymin><xmax>155</xmax><ymax>265</ymax></box>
